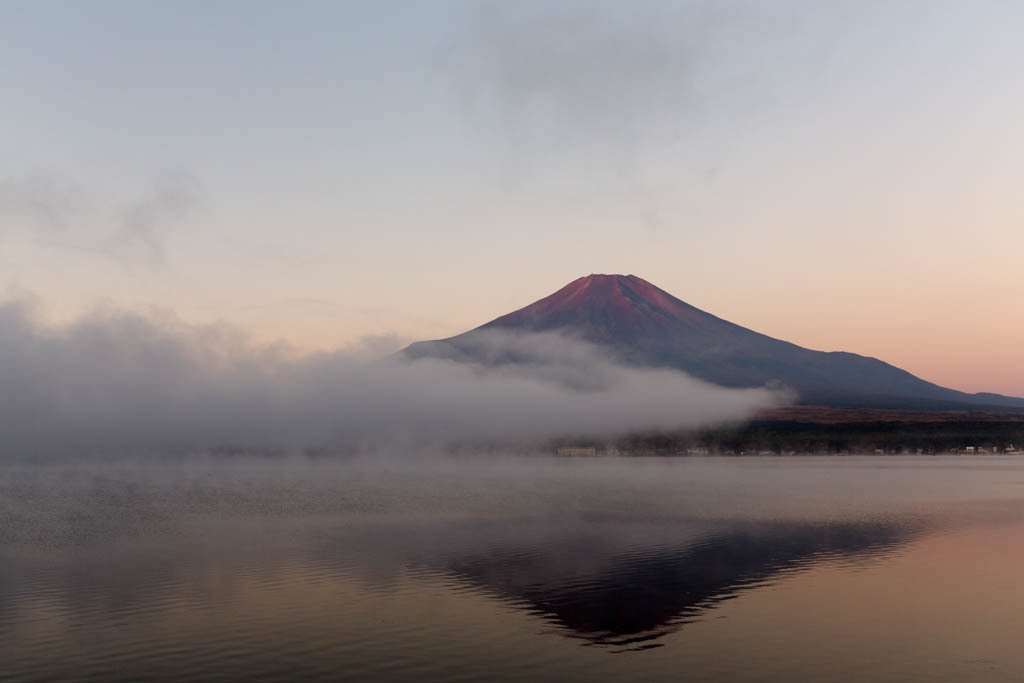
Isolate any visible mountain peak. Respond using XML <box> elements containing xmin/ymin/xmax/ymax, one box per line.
<box><xmin>403</xmin><ymin>275</ymin><xmax>1024</xmax><ymax>410</ymax></box>
<box><xmin>477</xmin><ymin>274</ymin><xmax>717</xmax><ymax>346</ymax></box>
<box><xmin>566</xmin><ymin>274</ymin><xmax>665</xmax><ymax>304</ymax></box>
<box><xmin>568</xmin><ymin>273</ymin><xmax>651</xmax><ymax>293</ymax></box>
<box><xmin>577</xmin><ymin>273</ymin><xmax>636</xmax><ymax>282</ymax></box>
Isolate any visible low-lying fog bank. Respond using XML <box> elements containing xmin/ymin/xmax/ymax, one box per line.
<box><xmin>0</xmin><ymin>300</ymin><xmax>789</xmax><ymax>460</ymax></box>
<box><xmin>4</xmin><ymin>454</ymin><xmax>1023</xmax><ymax>550</ymax></box>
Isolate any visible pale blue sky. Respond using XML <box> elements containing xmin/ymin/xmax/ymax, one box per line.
<box><xmin>2</xmin><ymin>1</ymin><xmax>1023</xmax><ymax>393</ymax></box>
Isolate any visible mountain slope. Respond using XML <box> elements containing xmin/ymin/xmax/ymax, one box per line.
<box><xmin>404</xmin><ymin>274</ymin><xmax>1024</xmax><ymax>410</ymax></box>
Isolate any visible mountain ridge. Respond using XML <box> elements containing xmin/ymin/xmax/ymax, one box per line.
<box><xmin>404</xmin><ymin>274</ymin><xmax>1024</xmax><ymax>411</ymax></box>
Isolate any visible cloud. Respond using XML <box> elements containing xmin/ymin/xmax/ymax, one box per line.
<box><xmin>101</xmin><ymin>170</ymin><xmax>205</xmax><ymax>265</ymax></box>
<box><xmin>0</xmin><ymin>168</ymin><xmax>204</xmax><ymax>265</ymax></box>
<box><xmin>0</xmin><ymin>170</ymin><xmax>88</xmax><ymax>236</ymax></box>
<box><xmin>0</xmin><ymin>298</ymin><xmax>788</xmax><ymax>458</ymax></box>
<box><xmin>440</xmin><ymin>1</ymin><xmax>713</xmax><ymax>158</ymax></box>
<box><xmin>436</xmin><ymin>0</ymin><xmax>744</xmax><ymax>233</ymax></box>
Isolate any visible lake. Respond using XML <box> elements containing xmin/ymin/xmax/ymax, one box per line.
<box><xmin>3</xmin><ymin>455</ymin><xmax>1024</xmax><ymax>682</ymax></box>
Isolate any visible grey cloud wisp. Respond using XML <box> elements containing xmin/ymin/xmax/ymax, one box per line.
<box><xmin>0</xmin><ymin>169</ymin><xmax>204</xmax><ymax>265</ymax></box>
<box><xmin>442</xmin><ymin>1</ymin><xmax>717</xmax><ymax>157</ymax></box>
<box><xmin>0</xmin><ymin>300</ymin><xmax>789</xmax><ymax>458</ymax></box>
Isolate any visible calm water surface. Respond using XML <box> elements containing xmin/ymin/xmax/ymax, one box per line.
<box><xmin>3</xmin><ymin>455</ymin><xmax>1024</xmax><ymax>681</ymax></box>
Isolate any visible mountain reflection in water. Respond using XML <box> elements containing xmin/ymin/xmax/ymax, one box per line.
<box><xmin>331</xmin><ymin>518</ymin><xmax>917</xmax><ymax>651</ymax></box>
<box><xmin>7</xmin><ymin>456</ymin><xmax>1024</xmax><ymax>682</ymax></box>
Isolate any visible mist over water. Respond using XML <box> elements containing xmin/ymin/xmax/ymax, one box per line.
<box><xmin>5</xmin><ymin>455</ymin><xmax>1024</xmax><ymax>681</ymax></box>
<box><xmin>0</xmin><ymin>300</ymin><xmax>787</xmax><ymax>459</ymax></box>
